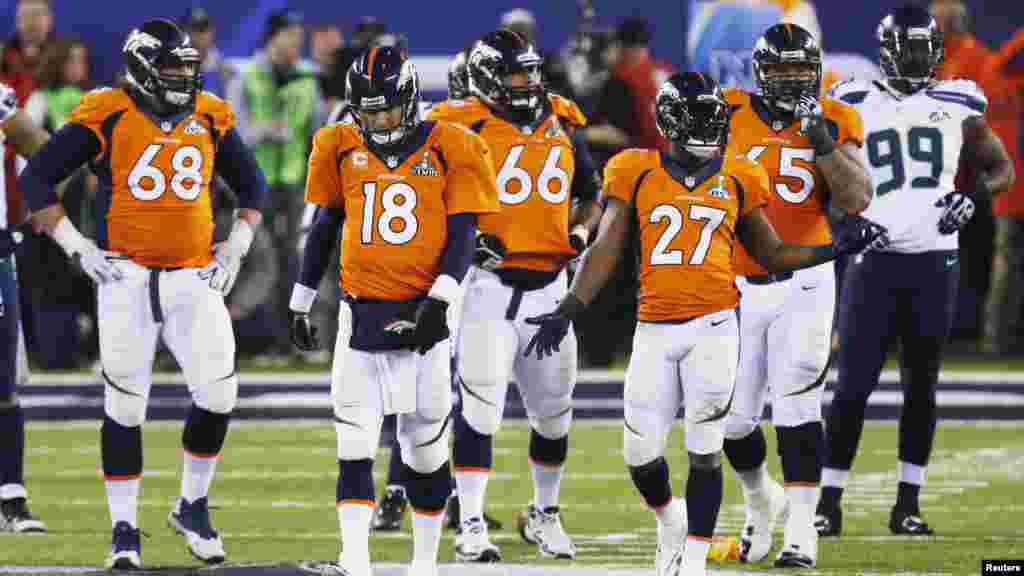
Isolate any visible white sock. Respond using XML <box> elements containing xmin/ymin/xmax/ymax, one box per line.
<box><xmin>454</xmin><ymin>469</ymin><xmax>488</xmax><ymax>524</ymax></box>
<box><xmin>412</xmin><ymin>510</ymin><xmax>444</xmax><ymax>568</ymax></box>
<box><xmin>821</xmin><ymin>467</ymin><xmax>849</xmax><ymax>489</ymax></box>
<box><xmin>531</xmin><ymin>462</ymin><xmax>563</xmax><ymax>510</ymax></box>
<box><xmin>784</xmin><ymin>485</ymin><xmax>818</xmax><ymax>545</ymax></box>
<box><xmin>683</xmin><ymin>536</ymin><xmax>710</xmax><ymax>572</ymax></box>
<box><xmin>655</xmin><ymin>497</ymin><xmax>684</xmax><ymax>528</ymax></box>
<box><xmin>898</xmin><ymin>461</ymin><xmax>926</xmax><ymax>486</ymax></box>
<box><xmin>337</xmin><ymin>502</ymin><xmax>373</xmax><ymax>570</ymax></box>
<box><xmin>181</xmin><ymin>452</ymin><xmax>218</xmax><ymax>502</ymax></box>
<box><xmin>0</xmin><ymin>483</ymin><xmax>27</xmax><ymax>500</ymax></box>
<box><xmin>105</xmin><ymin>478</ymin><xmax>140</xmax><ymax>528</ymax></box>
<box><xmin>736</xmin><ymin>464</ymin><xmax>769</xmax><ymax>498</ymax></box>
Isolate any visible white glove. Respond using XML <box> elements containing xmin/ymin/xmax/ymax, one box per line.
<box><xmin>205</xmin><ymin>218</ymin><xmax>254</xmax><ymax>295</ymax></box>
<box><xmin>795</xmin><ymin>93</ymin><xmax>825</xmax><ymax>135</ymax></box>
<box><xmin>51</xmin><ymin>217</ymin><xmax>123</xmax><ymax>285</ymax></box>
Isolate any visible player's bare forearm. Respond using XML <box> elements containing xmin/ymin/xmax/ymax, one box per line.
<box><xmin>569</xmin><ymin>197</ymin><xmax>628</xmax><ymax>306</ymax></box>
<box><xmin>1</xmin><ymin>110</ymin><xmax>49</xmax><ymax>158</ymax></box>
<box><xmin>739</xmin><ymin>206</ymin><xmax>833</xmax><ymax>272</ymax></box>
<box><xmin>571</xmin><ymin>199</ymin><xmax>603</xmax><ymax>237</ymax></box>
<box><xmin>963</xmin><ymin>116</ymin><xmax>1015</xmax><ymax>198</ymax></box>
<box><xmin>236</xmin><ymin>208</ymin><xmax>263</xmax><ymax>228</ymax></box>
<box><xmin>817</xmin><ymin>142</ymin><xmax>871</xmax><ymax>215</ymax></box>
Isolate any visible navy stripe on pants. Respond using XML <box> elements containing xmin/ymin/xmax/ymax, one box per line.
<box><xmin>0</xmin><ymin>257</ymin><xmax>24</xmax><ymax>488</ymax></box>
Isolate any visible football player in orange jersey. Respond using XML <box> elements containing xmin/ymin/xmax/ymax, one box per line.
<box><xmin>525</xmin><ymin>72</ymin><xmax>885</xmax><ymax>576</ymax></box>
<box><xmin>20</xmin><ymin>19</ymin><xmax>266</xmax><ymax>569</ymax></box>
<box><xmin>426</xmin><ymin>29</ymin><xmax>603</xmax><ymax>562</ymax></box>
<box><xmin>287</xmin><ymin>46</ymin><xmax>498</xmax><ymax>576</ymax></box>
<box><xmin>716</xmin><ymin>23</ymin><xmax>874</xmax><ymax>568</ymax></box>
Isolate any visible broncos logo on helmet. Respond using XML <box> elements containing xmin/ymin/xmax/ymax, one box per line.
<box><xmin>751</xmin><ymin>23</ymin><xmax>822</xmax><ymax>110</ymax></box>
<box><xmin>655</xmin><ymin>72</ymin><xmax>730</xmax><ymax>158</ymax></box>
<box><xmin>346</xmin><ymin>46</ymin><xmax>422</xmax><ymax>147</ymax></box>
<box><xmin>877</xmin><ymin>4</ymin><xmax>943</xmax><ymax>93</ymax></box>
<box><xmin>122</xmin><ymin>19</ymin><xmax>202</xmax><ymax>114</ymax></box>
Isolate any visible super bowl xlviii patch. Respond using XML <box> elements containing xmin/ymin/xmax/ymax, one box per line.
<box><xmin>409</xmin><ymin>150</ymin><xmax>439</xmax><ymax>177</ymax></box>
<box><xmin>545</xmin><ymin>117</ymin><xmax>564</xmax><ymax>139</ymax></box>
<box><xmin>709</xmin><ymin>175</ymin><xmax>730</xmax><ymax>200</ymax></box>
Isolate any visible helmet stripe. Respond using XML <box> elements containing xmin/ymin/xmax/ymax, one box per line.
<box><xmin>366</xmin><ymin>47</ymin><xmax>380</xmax><ymax>80</ymax></box>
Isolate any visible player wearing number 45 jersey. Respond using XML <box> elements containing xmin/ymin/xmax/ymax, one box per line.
<box><xmin>288</xmin><ymin>46</ymin><xmax>498</xmax><ymax>576</ymax></box>
<box><xmin>20</xmin><ymin>19</ymin><xmax>267</xmax><ymax>570</ymax></box>
<box><xmin>427</xmin><ymin>29</ymin><xmax>603</xmax><ymax>563</ymax></box>
<box><xmin>526</xmin><ymin>72</ymin><xmax>886</xmax><ymax>576</ymax></box>
<box><xmin>718</xmin><ymin>23</ymin><xmax>875</xmax><ymax>569</ymax></box>
<box><xmin>817</xmin><ymin>4</ymin><xmax>1014</xmax><ymax>541</ymax></box>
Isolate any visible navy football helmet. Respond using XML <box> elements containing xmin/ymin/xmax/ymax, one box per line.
<box><xmin>752</xmin><ymin>23</ymin><xmax>822</xmax><ymax>110</ymax></box>
<box><xmin>123</xmin><ymin>19</ymin><xmax>202</xmax><ymax>113</ymax></box>
<box><xmin>878</xmin><ymin>4</ymin><xmax>943</xmax><ymax>93</ymax></box>
<box><xmin>655</xmin><ymin>72</ymin><xmax>730</xmax><ymax>158</ymax></box>
<box><xmin>468</xmin><ymin>29</ymin><xmax>544</xmax><ymax>122</ymax></box>
<box><xmin>346</xmin><ymin>46</ymin><xmax>421</xmax><ymax>147</ymax></box>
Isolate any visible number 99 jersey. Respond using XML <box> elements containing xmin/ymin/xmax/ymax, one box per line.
<box><xmin>830</xmin><ymin>78</ymin><xmax>988</xmax><ymax>252</ymax></box>
<box><xmin>68</xmin><ymin>87</ymin><xmax>235</xmax><ymax>268</ymax></box>
<box><xmin>305</xmin><ymin>120</ymin><xmax>499</xmax><ymax>300</ymax></box>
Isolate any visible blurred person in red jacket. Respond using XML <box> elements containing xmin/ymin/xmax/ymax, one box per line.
<box><xmin>932</xmin><ymin>0</ymin><xmax>1024</xmax><ymax>354</ymax></box>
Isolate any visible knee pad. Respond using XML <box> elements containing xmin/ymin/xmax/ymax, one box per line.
<box><xmin>193</xmin><ymin>372</ymin><xmax>238</xmax><ymax>415</ymax></box>
<box><xmin>529</xmin><ymin>406</ymin><xmax>572</xmax><ymax>440</ymax></box>
<box><xmin>182</xmin><ymin>404</ymin><xmax>230</xmax><ymax>457</ymax></box>
<box><xmin>101</xmin><ymin>416</ymin><xmax>143</xmax><ymax>478</ymax></box>
<box><xmin>457</xmin><ymin>376</ymin><xmax>504</xmax><ymax>437</ymax></box>
<box><xmin>628</xmin><ymin>456</ymin><xmax>672</xmax><ymax>509</ymax></box>
<box><xmin>723</xmin><ymin>412</ymin><xmax>759</xmax><ymax>441</ymax></box>
<box><xmin>623</xmin><ymin>416</ymin><xmax>669</xmax><ymax>468</ymax></box>
<box><xmin>688</xmin><ymin>451</ymin><xmax>722</xmax><ymax>471</ymax></box>
<box><xmin>400</xmin><ymin>414</ymin><xmax>451</xmax><ymax>474</ymax></box>
<box><xmin>336</xmin><ymin>459</ymin><xmax>375</xmax><ymax>504</ymax></box>
<box><xmin>529</xmin><ymin>428</ymin><xmax>568</xmax><ymax>467</ymax></box>
<box><xmin>103</xmin><ymin>371</ymin><xmax>149</xmax><ymax>428</ymax></box>
<box><xmin>453</xmin><ymin>412</ymin><xmax>492</xmax><ymax>470</ymax></box>
<box><xmin>405</xmin><ymin>460</ymin><xmax>451</xmax><ymax>513</ymax></box>
<box><xmin>335</xmin><ymin>418</ymin><xmax>379</xmax><ymax>462</ymax></box>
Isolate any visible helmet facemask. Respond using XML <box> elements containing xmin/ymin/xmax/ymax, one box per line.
<box><xmin>755</xmin><ymin>59</ymin><xmax>820</xmax><ymax>111</ymax></box>
<box><xmin>656</xmin><ymin>83</ymin><xmax>729</xmax><ymax>159</ymax></box>
<box><xmin>880</xmin><ymin>27</ymin><xmax>943</xmax><ymax>92</ymax></box>
<box><xmin>353</xmin><ymin>59</ymin><xmax>420</xmax><ymax>148</ymax></box>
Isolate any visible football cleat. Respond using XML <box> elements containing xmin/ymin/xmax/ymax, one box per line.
<box><xmin>814</xmin><ymin>505</ymin><xmax>842</xmax><ymax>537</ymax></box>
<box><xmin>889</xmin><ymin>507</ymin><xmax>934</xmax><ymax>535</ymax></box>
<box><xmin>167</xmin><ymin>497</ymin><xmax>226</xmax><ymax>564</ymax></box>
<box><xmin>373</xmin><ymin>486</ymin><xmax>408</xmax><ymax>531</ymax></box>
<box><xmin>518</xmin><ymin>504</ymin><xmax>576</xmax><ymax>559</ymax></box>
<box><xmin>740</xmin><ymin>479</ymin><xmax>788</xmax><ymax>563</ymax></box>
<box><xmin>444</xmin><ymin>493</ymin><xmax>503</xmax><ymax>532</ymax></box>
<box><xmin>454</xmin><ymin>517</ymin><xmax>501</xmax><ymax>563</ymax></box>
<box><xmin>106</xmin><ymin>521</ymin><xmax>142</xmax><ymax>570</ymax></box>
<box><xmin>655</xmin><ymin>501</ymin><xmax>686</xmax><ymax>576</ymax></box>
<box><xmin>0</xmin><ymin>497</ymin><xmax>46</xmax><ymax>533</ymax></box>
<box><xmin>773</xmin><ymin>543</ymin><xmax>816</xmax><ymax>569</ymax></box>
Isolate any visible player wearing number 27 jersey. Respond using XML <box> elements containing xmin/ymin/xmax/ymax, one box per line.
<box><xmin>20</xmin><ymin>19</ymin><xmax>267</xmax><ymax>569</ymax></box>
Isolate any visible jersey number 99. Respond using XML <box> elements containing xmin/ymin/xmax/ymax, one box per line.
<box><xmin>866</xmin><ymin>127</ymin><xmax>943</xmax><ymax>196</ymax></box>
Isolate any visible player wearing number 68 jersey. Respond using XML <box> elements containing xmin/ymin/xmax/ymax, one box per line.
<box><xmin>716</xmin><ymin>23</ymin><xmax>875</xmax><ymax>569</ymax></box>
<box><xmin>425</xmin><ymin>29</ymin><xmax>603</xmax><ymax>563</ymax></box>
<box><xmin>19</xmin><ymin>19</ymin><xmax>267</xmax><ymax>569</ymax></box>
<box><xmin>816</xmin><ymin>4</ymin><xmax>1014</xmax><ymax>542</ymax></box>
<box><xmin>524</xmin><ymin>72</ymin><xmax>884</xmax><ymax>576</ymax></box>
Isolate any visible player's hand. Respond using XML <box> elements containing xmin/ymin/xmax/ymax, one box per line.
<box><xmin>290</xmin><ymin>311</ymin><xmax>320</xmax><ymax>351</ymax></box>
<box><xmin>523</xmin><ymin>294</ymin><xmax>584</xmax><ymax>360</ymax></box>
<box><xmin>473</xmin><ymin>233</ymin><xmax>506</xmax><ymax>271</ymax></box>
<box><xmin>0</xmin><ymin>226</ymin><xmax>25</xmax><ymax>259</ymax></box>
<box><xmin>795</xmin><ymin>93</ymin><xmax>827</xmax><ymax>137</ymax></box>
<box><xmin>73</xmin><ymin>244</ymin><xmax>124</xmax><ymax>285</ymax></box>
<box><xmin>410</xmin><ymin>297</ymin><xmax>450</xmax><ymax>355</ymax></box>
<box><xmin>205</xmin><ymin>242</ymin><xmax>244</xmax><ymax>295</ymax></box>
<box><xmin>833</xmin><ymin>215</ymin><xmax>890</xmax><ymax>257</ymax></box>
<box><xmin>935</xmin><ymin>192</ymin><xmax>975</xmax><ymax>235</ymax></box>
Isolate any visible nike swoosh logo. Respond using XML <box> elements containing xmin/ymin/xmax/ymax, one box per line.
<box><xmin>711</xmin><ymin>318</ymin><xmax>728</xmax><ymax>327</ymax></box>
<box><xmin>946</xmin><ymin>258</ymin><xmax>958</xmax><ymax>267</ymax></box>
<box><xmin>801</xmin><ymin>285</ymin><xmax>816</xmax><ymax>291</ymax></box>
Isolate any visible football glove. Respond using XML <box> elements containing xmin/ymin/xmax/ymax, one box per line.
<box><xmin>0</xmin><ymin>226</ymin><xmax>25</xmax><ymax>259</ymax></box>
<box><xmin>290</xmin><ymin>312</ymin><xmax>320</xmax><ymax>351</ymax></box>
<box><xmin>206</xmin><ymin>219</ymin><xmax>254</xmax><ymax>296</ymax></box>
<box><xmin>473</xmin><ymin>232</ymin><xmax>506</xmax><ymax>271</ymax></box>
<box><xmin>410</xmin><ymin>297</ymin><xmax>450</xmax><ymax>355</ymax></box>
<box><xmin>51</xmin><ymin>216</ymin><xmax>123</xmax><ymax>285</ymax></box>
<box><xmin>935</xmin><ymin>191</ymin><xmax>975</xmax><ymax>235</ymax></box>
<box><xmin>795</xmin><ymin>94</ymin><xmax>825</xmax><ymax>134</ymax></box>
<box><xmin>524</xmin><ymin>294</ymin><xmax>584</xmax><ymax>360</ymax></box>
<box><xmin>833</xmin><ymin>215</ymin><xmax>891</xmax><ymax>257</ymax></box>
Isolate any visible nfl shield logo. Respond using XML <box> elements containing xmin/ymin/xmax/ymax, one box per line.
<box><xmin>161</xmin><ymin>121</ymin><xmax>173</xmax><ymax>133</ymax></box>
<box><xmin>772</xmin><ymin>120</ymin><xmax>783</xmax><ymax>131</ymax></box>
<box><xmin>684</xmin><ymin>176</ymin><xmax>695</xmax><ymax>188</ymax></box>
<box><xmin>386</xmin><ymin>155</ymin><xmax>398</xmax><ymax>169</ymax></box>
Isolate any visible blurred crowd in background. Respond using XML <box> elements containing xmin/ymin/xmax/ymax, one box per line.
<box><xmin>0</xmin><ymin>0</ymin><xmax>1021</xmax><ymax>370</ymax></box>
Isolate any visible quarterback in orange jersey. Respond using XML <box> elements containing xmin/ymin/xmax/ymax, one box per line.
<box><xmin>525</xmin><ymin>72</ymin><xmax>885</xmax><ymax>576</ymax></box>
<box><xmin>20</xmin><ymin>20</ymin><xmax>266</xmax><ymax>569</ymax></box>
<box><xmin>716</xmin><ymin>23</ymin><xmax>875</xmax><ymax>569</ymax></box>
<box><xmin>426</xmin><ymin>29</ymin><xmax>603</xmax><ymax>562</ymax></box>
<box><xmin>287</xmin><ymin>46</ymin><xmax>498</xmax><ymax>576</ymax></box>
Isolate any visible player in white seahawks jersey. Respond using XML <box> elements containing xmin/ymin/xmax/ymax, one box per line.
<box><xmin>818</xmin><ymin>4</ymin><xmax>1014</xmax><ymax>538</ymax></box>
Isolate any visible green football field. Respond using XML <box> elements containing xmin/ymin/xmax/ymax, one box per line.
<box><xmin>1</xmin><ymin>419</ymin><xmax>1021</xmax><ymax>575</ymax></box>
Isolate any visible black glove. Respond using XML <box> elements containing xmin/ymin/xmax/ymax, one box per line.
<box><xmin>0</xmin><ymin>226</ymin><xmax>26</xmax><ymax>259</ymax></box>
<box><xmin>290</xmin><ymin>312</ymin><xmax>320</xmax><ymax>351</ymax></box>
<box><xmin>523</xmin><ymin>294</ymin><xmax>584</xmax><ymax>360</ymax></box>
<box><xmin>410</xmin><ymin>297</ymin><xmax>450</xmax><ymax>355</ymax></box>
<box><xmin>473</xmin><ymin>233</ymin><xmax>506</xmax><ymax>271</ymax></box>
<box><xmin>935</xmin><ymin>191</ymin><xmax>975</xmax><ymax>235</ymax></box>
<box><xmin>833</xmin><ymin>214</ymin><xmax>890</xmax><ymax>258</ymax></box>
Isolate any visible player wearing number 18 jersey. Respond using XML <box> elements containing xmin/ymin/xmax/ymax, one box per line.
<box><xmin>525</xmin><ymin>72</ymin><xmax>883</xmax><ymax>576</ymax></box>
<box><xmin>20</xmin><ymin>19</ymin><xmax>267</xmax><ymax>569</ymax></box>
<box><xmin>817</xmin><ymin>4</ymin><xmax>1014</xmax><ymax>540</ymax></box>
<box><xmin>426</xmin><ymin>29</ymin><xmax>603</xmax><ymax>563</ymax></box>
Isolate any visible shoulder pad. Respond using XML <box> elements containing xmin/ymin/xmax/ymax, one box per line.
<box><xmin>427</xmin><ymin>97</ymin><xmax>489</xmax><ymax>126</ymax></box>
<box><xmin>827</xmin><ymin>78</ymin><xmax>872</xmax><ymax>102</ymax></box>
<box><xmin>927</xmin><ymin>80</ymin><xmax>988</xmax><ymax>114</ymax></box>
<box><xmin>195</xmin><ymin>91</ymin><xmax>236</xmax><ymax>136</ymax></box>
<box><xmin>607</xmin><ymin>148</ymin><xmax>658</xmax><ymax>175</ymax></box>
<box><xmin>548</xmin><ymin>94</ymin><xmax>587</xmax><ymax>128</ymax></box>
<box><xmin>723</xmin><ymin>88</ymin><xmax>749</xmax><ymax>106</ymax></box>
<box><xmin>70</xmin><ymin>87</ymin><xmax>131</xmax><ymax>127</ymax></box>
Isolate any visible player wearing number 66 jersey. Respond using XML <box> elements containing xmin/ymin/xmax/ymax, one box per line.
<box><xmin>525</xmin><ymin>72</ymin><xmax>885</xmax><ymax>576</ymax></box>
<box><xmin>426</xmin><ymin>29</ymin><xmax>603</xmax><ymax>563</ymax></box>
<box><xmin>20</xmin><ymin>19</ymin><xmax>267</xmax><ymax>570</ymax></box>
<box><xmin>717</xmin><ymin>23</ymin><xmax>874</xmax><ymax>569</ymax></box>
<box><xmin>816</xmin><ymin>4</ymin><xmax>1014</xmax><ymax>541</ymax></box>
<box><xmin>289</xmin><ymin>46</ymin><xmax>498</xmax><ymax>576</ymax></box>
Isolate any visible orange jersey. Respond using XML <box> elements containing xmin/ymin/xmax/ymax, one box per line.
<box><xmin>305</xmin><ymin>120</ymin><xmax>499</xmax><ymax>300</ymax></box>
<box><xmin>603</xmin><ymin>149</ymin><xmax>769</xmax><ymax>322</ymax></box>
<box><xmin>428</xmin><ymin>94</ymin><xmax>587</xmax><ymax>272</ymax></box>
<box><xmin>69</xmin><ymin>87</ymin><xmax>235</xmax><ymax>268</ymax></box>
<box><xmin>724</xmin><ymin>88</ymin><xmax>864</xmax><ymax>276</ymax></box>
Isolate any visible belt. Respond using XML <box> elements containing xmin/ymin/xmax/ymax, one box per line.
<box><xmin>744</xmin><ymin>271</ymin><xmax>793</xmax><ymax>285</ymax></box>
